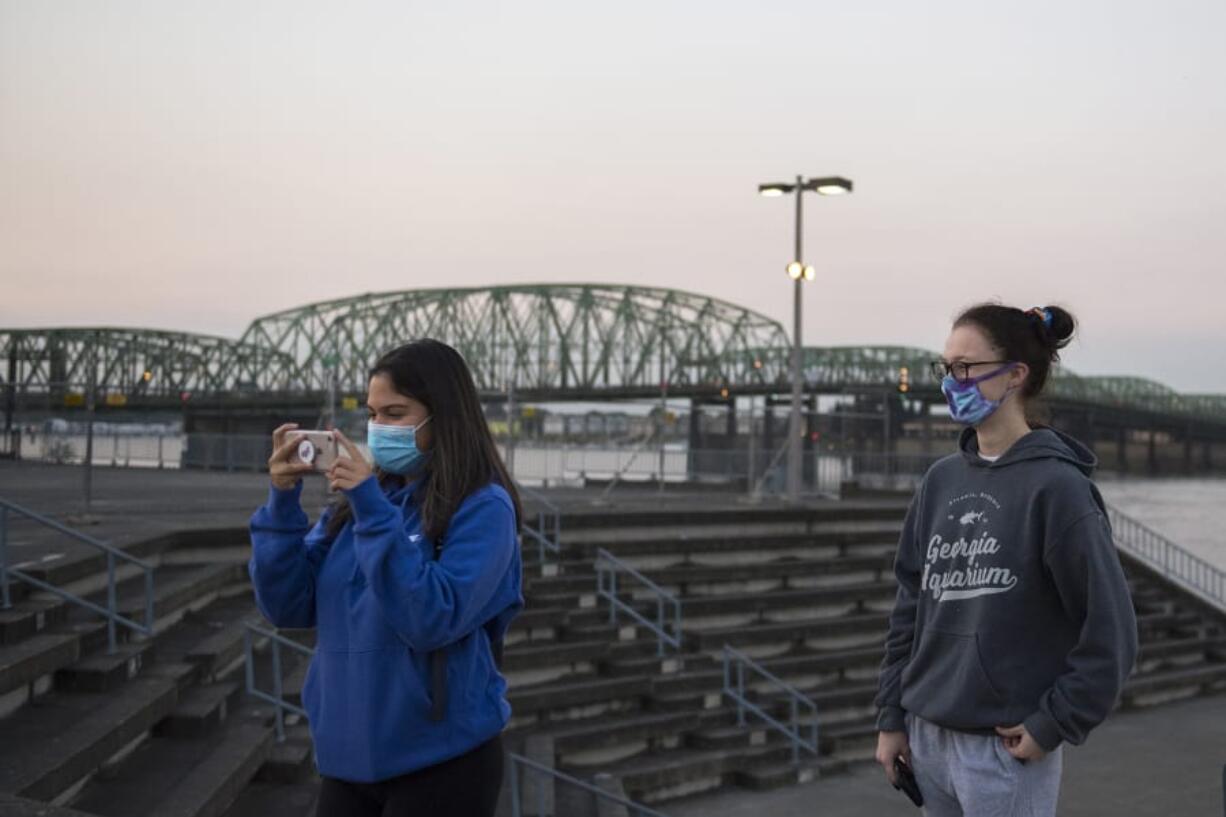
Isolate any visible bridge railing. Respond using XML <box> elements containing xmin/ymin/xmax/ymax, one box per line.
<box><xmin>6</xmin><ymin>428</ymin><xmax>939</xmax><ymax>498</ymax></box>
<box><xmin>0</xmin><ymin>498</ymin><xmax>155</xmax><ymax>654</ymax></box>
<box><xmin>1106</xmin><ymin>504</ymin><xmax>1226</xmax><ymax>614</ymax></box>
<box><xmin>596</xmin><ymin>547</ymin><xmax>683</xmax><ymax>658</ymax></box>
<box><xmin>722</xmin><ymin>644</ymin><xmax>818</xmax><ymax>766</ymax></box>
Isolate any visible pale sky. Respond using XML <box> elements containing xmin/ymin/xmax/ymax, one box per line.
<box><xmin>3</xmin><ymin>1</ymin><xmax>1224</xmax><ymax>391</ymax></box>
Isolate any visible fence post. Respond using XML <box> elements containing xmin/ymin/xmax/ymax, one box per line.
<box><xmin>0</xmin><ymin>505</ymin><xmax>9</xmax><ymax>610</ymax></box>
<box><xmin>522</xmin><ymin>735</ymin><xmax>555</xmax><ymax>817</ymax></box>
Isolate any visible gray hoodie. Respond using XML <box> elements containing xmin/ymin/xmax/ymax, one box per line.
<box><xmin>874</xmin><ymin>426</ymin><xmax>1139</xmax><ymax>751</ymax></box>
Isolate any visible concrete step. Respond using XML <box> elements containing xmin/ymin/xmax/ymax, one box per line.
<box><xmin>0</xmin><ymin>631</ymin><xmax>80</xmax><ymax>702</ymax></box>
<box><xmin>692</xmin><ymin>611</ymin><xmax>890</xmax><ymax>652</ymax></box>
<box><xmin>218</xmin><ymin>778</ymin><xmax>321</xmax><ymax>817</ymax></box>
<box><xmin>650</xmin><ymin>646</ymin><xmax>883</xmax><ymax>700</ymax></box>
<box><xmin>502</xmin><ymin>639</ymin><xmax>612</xmax><ymax>687</ymax></box>
<box><xmin>0</xmin><ymin>675</ymin><xmax>179</xmax><ymax>800</ymax></box>
<box><xmin>256</xmin><ymin>723</ymin><xmax>316</xmax><ymax>785</ymax></box>
<box><xmin>155</xmin><ymin>681</ymin><xmax>244</xmax><ymax>738</ymax></box>
<box><xmin>69</xmin><ymin>718</ymin><xmax>274</xmax><ymax>817</ymax></box>
<box><xmin>54</xmin><ymin>639</ymin><xmax>153</xmax><ymax>692</ymax></box>
<box><xmin>0</xmin><ymin>597</ymin><xmax>69</xmax><ymax>645</ymax></box>
<box><xmin>1122</xmin><ymin>661</ymin><xmax>1226</xmax><ymax>707</ymax></box>
<box><xmin>1135</xmin><ymin>610</ymin><xmax>1211</xmax><ymax>639</ymax></box>
<box><xmin>507</xmin><ymin>675</ymin><xmax>653</xmax><ymax>726</ymax></box>
<box><xmin>0</xmin><ymin>792</ymin><xmax>99</xmax><ymax>816</ymax></box>
<box><xmin>545</xmin><ymin>502</ymin><xmax>910</xmax><ymax>539</ymax></box>
<box><xmin>1136</xmin><ymin>634</ymin><xmax>1226</xmax><ymax>671</ymax></box>
<box><xmin>526</xmin><ymin>709</ymin><xmax>721</xmax><ymax>767</ymax></box>
<box><xmin>553</xmin><ymin>521</ymin><xmax>906</xmax><ymax>560</ymax></box>
<box><xmin>71</xmin><ymin>563</ymin><xmax>247</xmax><ymax>637</ymax></box>
<box><xmin>733</xmin><ymin>752</ymin><xmax>860</xmax><ymax>791</ymax></box>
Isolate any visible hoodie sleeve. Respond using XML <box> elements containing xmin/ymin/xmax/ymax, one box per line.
<box><xmin>248</xmin><ymin>481</ymin><xmax>333</xmax><ymax>629</ymax></box>
<box><xmin>1023</xmin><ymin>510</ymin><xmax>1139</xmax><ymax>751</ymax></box>
<box><xmin>874</xmin><ymin>481</ymin><xmax>926</xmax><ymax>733</ymax></box>
<box><xmin>345</xmin><ymin>476</ymin><xmax>518</xmax><ymax>653</ymax></box>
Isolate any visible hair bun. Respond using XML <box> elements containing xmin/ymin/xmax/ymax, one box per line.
<box><xmin>1034</xmin><ymin>304</ymin><xmax>1075</xmax><ymax>351</ymax></box>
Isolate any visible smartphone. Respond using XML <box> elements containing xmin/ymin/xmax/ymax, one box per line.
<box><xmin>289</xmin><ymin>430</ymin><xmax>339</xmax><ymax>472</ymax></box>
<box><xmin>893</xmin><ymin>756</ymin><xmax>924</xmax><ymax>807</ymax></box>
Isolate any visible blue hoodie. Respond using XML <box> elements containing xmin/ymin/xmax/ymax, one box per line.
<box><xmin>248</xmin><ymin>474</ymin><xmax>523</xmax><ymax>782</ymax></box>
<box><xmin>874</xmin><ymin>426</ymin><xmax>1138</xmax><ymax>752</ymax></box>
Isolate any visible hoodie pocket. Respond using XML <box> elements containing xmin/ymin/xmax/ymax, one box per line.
<box><xmin>900</xmin><ymin>628</ymin><xmax>1008</xmax><ymax>726</ymax></box>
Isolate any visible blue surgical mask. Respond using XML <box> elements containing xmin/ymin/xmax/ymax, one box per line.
<box><xmin>367</xmin><ymin>416</ymin><xmax>431</xmax><ymax>475</ymax></box>
<box><xmin>941</xmin><ymin>363</ymin><xmax>1018</xmax><ymax>426</ymax></box>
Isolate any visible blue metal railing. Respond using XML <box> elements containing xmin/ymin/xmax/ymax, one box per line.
<box><xmin>595</xmin><ymin>548</ymin><xmax>682</xmax><ymax>658</ymax></box>
<box><xmin>0</xmin><ymin>498</ymin><xmax>155</xmax><ymax>654</ymax></box>
<box><xmin>508</xmin><ymin>752</ymin><xmax>672</xmax><ymax>817</ymax></box>
<box><xmin>516</xmin><ymin>483</ymin><xmax>562</xmax><ymax>575</ymax></box>
<box><xmin>722</xmin><ymin>644</ymin><xmax>818</xmax><ymax>765</ymax></box>
<box><xmin>1107</xmin><ymin>504</ymin><xmax>1226</xmax><ymax>615</ymax></box>
<box><xmin>243</xmin><ymin>621</ymin><xmax>314</xmax><ymax>742</ymax></box>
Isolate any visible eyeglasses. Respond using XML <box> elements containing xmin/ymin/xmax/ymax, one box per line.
<box><xmin>929</xmin><ymin>360</ymin><xmax>1010</xmax><ymax>383</ymax></box>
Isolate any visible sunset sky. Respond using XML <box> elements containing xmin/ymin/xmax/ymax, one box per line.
<box><xmin>3</xmin><ymin>1</ymin><xmax>1223</xmax><ymax>391</ymax></box>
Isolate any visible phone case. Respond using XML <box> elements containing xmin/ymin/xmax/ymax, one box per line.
<box><xmin>893</xmin><ymin>757</ymin><xmax>924</xmax><ymax>807</ymax></box>
<box><xmin>291</xmin><ymin>431</ymin><xmax>339</xmax><ymax>471</ymax></box>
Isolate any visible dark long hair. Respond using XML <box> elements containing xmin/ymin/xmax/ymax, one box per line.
<box><xmin>953</xmin><ymin>302</ymin><xmax>1077</xmax><ymax>423</ymax></box>
<box><xmin>323</xmin><ymin>339</ymin><xmax>523</xmax><ymax>544</ymax></box>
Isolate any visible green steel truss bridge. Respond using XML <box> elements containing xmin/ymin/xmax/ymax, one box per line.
<box><xmin>3</xmin><ymin>284</ymin><xmax>1226</xmax><ymax>430</ymax></box>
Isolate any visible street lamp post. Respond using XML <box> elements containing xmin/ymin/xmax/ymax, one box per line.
<box><xmin>758</xmin><ymin>175</ymin><xmax>852</xmax><ymax>502</ymax></box>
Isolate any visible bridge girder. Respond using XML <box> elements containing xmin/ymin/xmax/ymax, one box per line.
<box><xmin>3</xmin><ymin>285</ymin><xmax>1225</xmax><ymax>427</ymax></box>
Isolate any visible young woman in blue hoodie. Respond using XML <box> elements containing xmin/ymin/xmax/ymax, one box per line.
<box><xmin>249</xmin><ymin>338</ymin><xmax>524</xmax><ymax>817</ymax></box>
<box><xmin>873</xmin><ymin>304</ymin><xmax>1138</xmax><ymax>816</ymax></box>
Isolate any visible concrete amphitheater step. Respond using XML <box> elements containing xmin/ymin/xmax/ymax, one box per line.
<box><xmin>691</xmin><ymin>611</ymin><xmax>890</xmax><ymax>652</ymax></box>
<box><xmin>1136</xmin><ymin>633</ymin><xmax>1226</xmax><ymax>669</ymax></box>
<box><xmin>0</xmin><ymin>792</ymin><xmax>98</xmax><ymax>816</ymax></box>
<box><xmin>0</xmin><ymin>630</ymin><xmax>81</xmax><ymax>701</ymax></box>
<box><xmin>0</xmin><ymin>675</ymin><xmax>179</xmax><ymax>800</ymax></box>
<box><xmin>1122</xmin><ymin>661</ymin><xmax>1226</xmax><ymax>707</ymax></box>
<box><xmin>68</xmin><ymin>718</ymin><xmax>274</xmax><ymax>817</ymax></box>
<box><xmin>154</xmin><ymin>681</ymin><xmax>245</xmax><ymax>739</ymax></box>
<box><xmin>554</xmin><ymin>521</ymin><xmax>907</xmax><ymax>559</ymax></box>
<box><xmin>219</xmin><ymin>778</ymin><xmax>321</xmax><ymax>817</ymax></box>
<box><xmin>0</xmin><ymin>597</ymin><xmax>70</xmax><ymax>645</ymax></box>
<box><xmin>507</xmin><ymin>672</ymin><xmax>657</xmax><ymax>716</ymax></box>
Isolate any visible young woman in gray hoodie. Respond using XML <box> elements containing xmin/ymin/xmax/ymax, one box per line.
<box><xmin>874</xmin><ymin>303</ymin><xmax>1139</xmax><ymax>816</ymax></box>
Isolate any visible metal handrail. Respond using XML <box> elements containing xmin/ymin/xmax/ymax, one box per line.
<box><xmin>598</xmin><ymin>432</ymin><xmax>662</xmax><ymax>499</ymax></box>
<box><xmin>595</xmin><ymin>547</ymin><xmax>682</xmax><ymax>657</ymax></box>
<box><xmin>722</xmin><ymin>644</ymin><xmax>818</xmax><ymax>765</ymax></box>
<box><xmin>243</xmin><ymin>621</ymin><xmax>315</xmax><ymax>742</ymax></box>
<box><xmin>516</xmin><ymin>482</ymin><xmax>562</xmax><ymax>574</ymax></box>
<box><xmin>1106</xmin><ymin>504</ymin><xmax>1226</xmax><ymax>614</ymax></box>
<box><xmin>0</xmin><ymin>498</ymin><xmax>155</xmax><ymax>654</ymax></box>
<box><xmin>508</xmin><ymin>752</ymin><xmax>672</xmax><ymax>817</ymax></box>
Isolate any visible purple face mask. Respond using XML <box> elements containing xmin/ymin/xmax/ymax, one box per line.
<box><xmin>940</xmin><ymin>363</ymin><xmax>1018</xmax><ymax>426</ymax></box>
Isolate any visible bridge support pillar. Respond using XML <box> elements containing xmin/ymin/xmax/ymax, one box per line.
<box><xmin>1116</xmin><ymin>427</ymin><xmax>1128</xmax><ymax>474</ymax></box>
<box><xmin>1147</xmin><ymin>427</ymin><xmax>1159</xmax><ymax>476</ymax></box>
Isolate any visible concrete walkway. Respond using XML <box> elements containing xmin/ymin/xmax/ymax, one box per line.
<box><xmin>667</xmin><ymin>691</ymin><xmax>1226</xmax><ymax>817</ymax></box>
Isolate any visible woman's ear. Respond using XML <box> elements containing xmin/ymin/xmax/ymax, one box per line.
<box><xmin>1011</xmin><ymin>362</ymin><xmax>1030</xmax><ymax>391</ymax></box>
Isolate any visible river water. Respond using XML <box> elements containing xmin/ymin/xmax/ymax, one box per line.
<box><xmin>1099</xmin><ymin>477</ymin><xmax>1225</xmax><ymax>571</ymax></box>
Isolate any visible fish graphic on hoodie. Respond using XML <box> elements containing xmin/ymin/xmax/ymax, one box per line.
<box><xmin>874</xmin><ymin>426</ymin><xmax>1139</xmax><ymax>752</ymax></box>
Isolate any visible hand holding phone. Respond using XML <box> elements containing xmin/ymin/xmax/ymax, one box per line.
<box><xmin>893</xmin><ymin>756</ymin><xmax>924</xmax><ymax>807</ymax></box>
<box><xmin>289</xmin><ymin>430</ymin><xmax>340</xmax><ymax>472</ymax></box>
<box><xmin>268</xmin><ymin>423</ymin><xmax>318</xmax><ymax>489</ymax></box>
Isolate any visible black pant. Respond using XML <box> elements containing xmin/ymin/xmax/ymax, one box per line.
<box><xmin>315</xmin><ymin>733</ymin><xmax>504</xmax><ymax>817</ymax></box>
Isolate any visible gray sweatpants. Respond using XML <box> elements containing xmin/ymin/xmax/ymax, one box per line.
<box><xmin>905</xmin><ymin>711</ymin><xmax>1063</xmax><ymax>817</ymax></box>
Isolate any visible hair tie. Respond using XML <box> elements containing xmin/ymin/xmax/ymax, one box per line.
<box><xmin>1027</xmin><ymin>307</ymin><xmax>1053</xmax><ymax>329</ymax></box>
